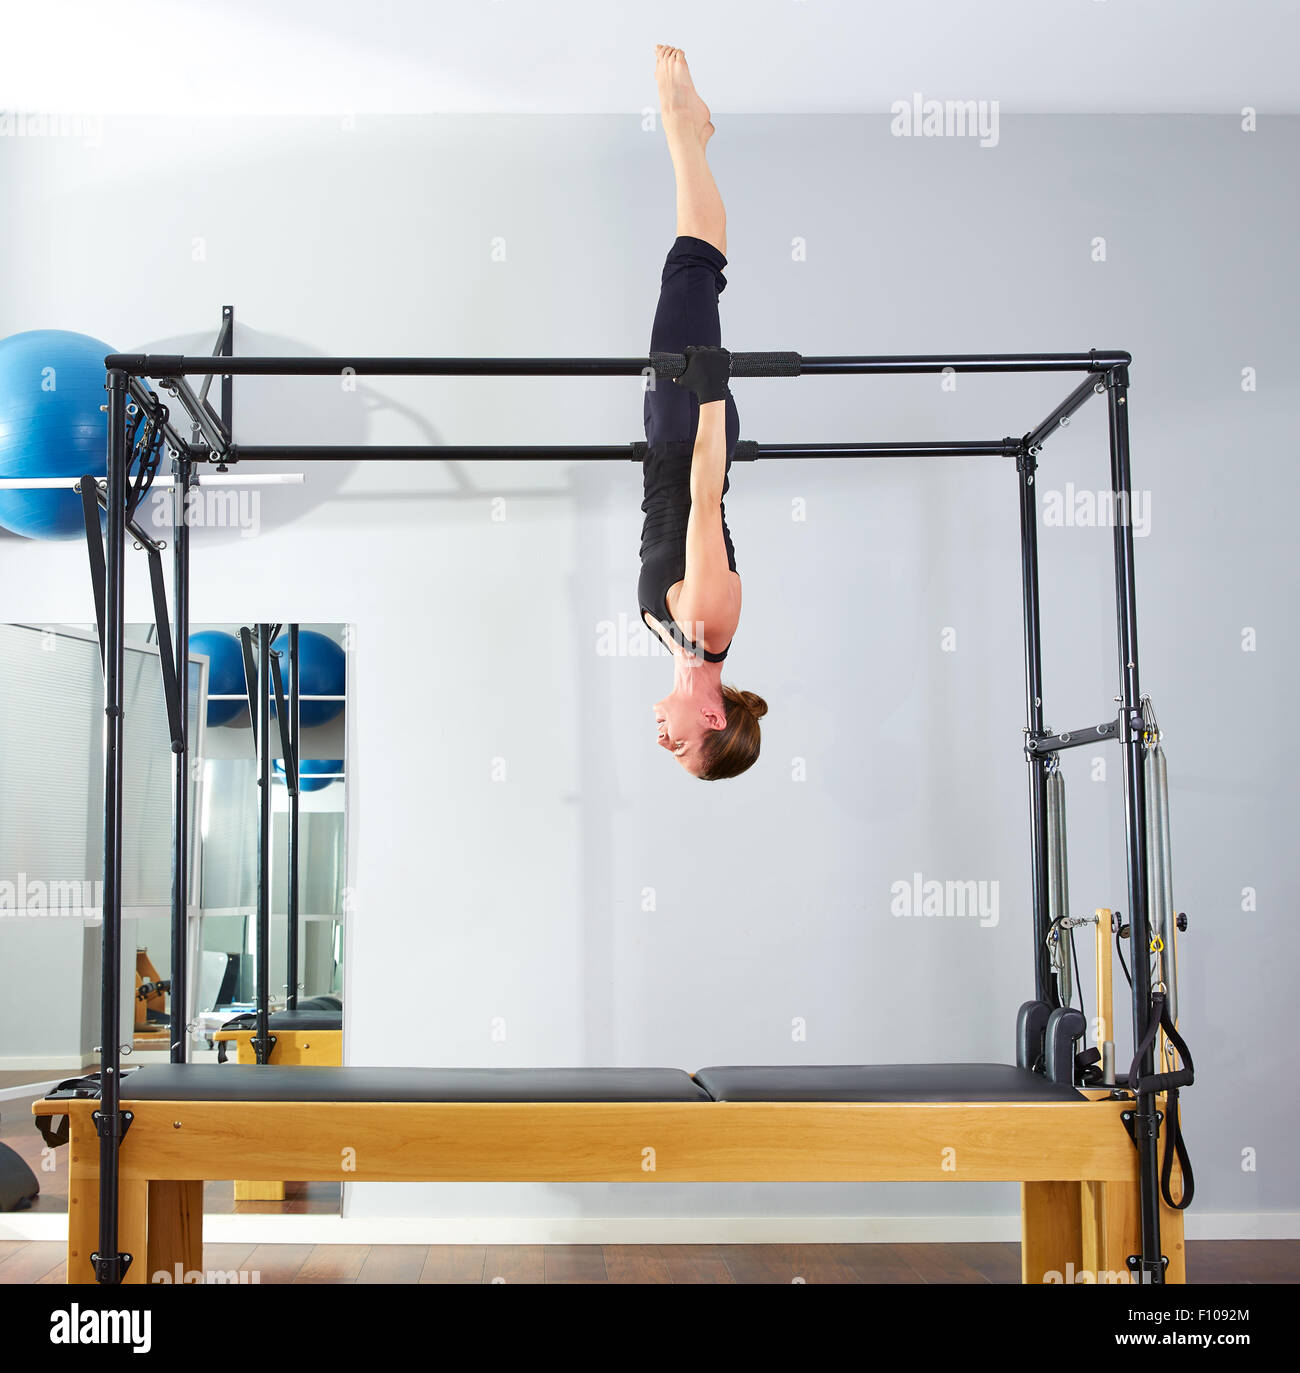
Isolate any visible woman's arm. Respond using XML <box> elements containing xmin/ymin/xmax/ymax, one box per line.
<box><xmin>676</xmin><ymin>399</ymin><xmax>741</xmax><ymax>642</ymax></box>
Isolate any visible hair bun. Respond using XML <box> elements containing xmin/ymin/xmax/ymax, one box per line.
<box><xmin>737</xmin><ymin>689</ymin><xmax>768</xmax><ymax>720</ymax></box>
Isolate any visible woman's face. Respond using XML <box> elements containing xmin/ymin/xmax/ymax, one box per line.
<box><xmin>653</xmin><ymin>693</ymin><xmax>722</xmax><ymax>775</ymax></box>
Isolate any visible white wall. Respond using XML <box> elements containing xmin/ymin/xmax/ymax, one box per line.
<box><xmin>1</xmin><ymin>111</ymin><xmax>1296</xmax><ymax>1232</ymax></box>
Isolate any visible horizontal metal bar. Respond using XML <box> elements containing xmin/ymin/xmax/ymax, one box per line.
<box><xmin>1026</xmin><ymin>717</ymin><xmax>1122</xmax><ymax>754</ymax></box>
<box><xmin>0</xmin><ymin>474</ymin><xmax>304</xmax><ymax>489</ymax></box>
<box><xmin>217</xmin><ymin>440</ymin><xmax>1020</xmax><ymax>463</ymax></box>
<box><xmin>798</xmin><ymin>353</ymin><xmax>1128</xmax><ymax>375</ymax></box>
<box><xmin>750</xmin><ymin>439</ymin><xmax>1021</xmax><ymax>459</ymax></box>
<box><xmin>207</xmin><ymin>692</ymin><xmax>342</xmax><ymax>700</ymax></box>
<box><xmin>105</xmin><ymin>350</ymin><xmax>1131</xmax><ymax>380</ymax></box>
<box><xmin>1024</xmin><ymin>373</ymin><xmax>1110</xmax><ymax>453</ymax></box>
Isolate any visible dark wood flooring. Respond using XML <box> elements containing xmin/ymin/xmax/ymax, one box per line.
<box><xmin>0</xmin><ymin>1241</ymin><xmax>1295</xmax><ymax>1285</ymax></box>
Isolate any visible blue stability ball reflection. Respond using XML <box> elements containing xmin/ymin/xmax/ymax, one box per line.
<box><xmin>0</xmin><ymin>330</ymin><xmax>119</xmax><ymax>539</ymax></box>
<box><xmin>274</xmin><ymin>758</ymin><xmax>343</xmax><ymax>792</ymax></box>
<box><xmin>270</xmin><ymin>630</ymin><xmax>345</xmax><ymax>727</ymax></box>
<box><xmin>190</xmin><ymin>630</ymin><xmax>247</xmax><ymax>727</ymax></box>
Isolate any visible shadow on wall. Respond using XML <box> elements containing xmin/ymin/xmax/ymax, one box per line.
<box><xmin>150</xmin><ymin>323</ymin><xmax>600</xmax><ymax>518</ymax></box>
<box><xmin>139</xmin><ymin>322</ymin><xmax>367</xmax><ymax>541</ymax></box>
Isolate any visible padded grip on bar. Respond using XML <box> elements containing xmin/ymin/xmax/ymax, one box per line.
<box><xmin>629</xmin><ymin>440</ymin><xmax>759</xmax><ymax>463</ymax></box>
<box><xmin>649</xmin><ymin>351</ymin><xmax>803</xmax><ymax>379</ymax></box>
<box><xmin>105</xmin><ymin>353</ymin><xmax>184</xmax><ymax>377</ymax></box>
<box><xmin>733</xmin><ymin>352</ymin><xmax>803</xmax><ymax>377</ymax></box>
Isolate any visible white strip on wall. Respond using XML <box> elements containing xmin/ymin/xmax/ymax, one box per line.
<box><xmin>2</xmin><ymin>1211</ymin><xmax>1297</xmax><ymax>1248</ymax></box>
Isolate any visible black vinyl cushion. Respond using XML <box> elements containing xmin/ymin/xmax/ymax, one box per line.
<box><xmin>0</xmin><ymin>1140</ymin><xmax>40</xmax><ymax>1211</ymax></box>
<box><xmin>692</xmin><ymin>1063</ymin><xmax>1086</xmax><ymax>1102</ymax></box>
<box><xmin>117</xmin><ymin>1064</ymin><xmax>711</xmax><ymax>1103</ymax></box>
<box><xmin>296</xmin><ymin>995</ymin><xmax>342</xmax><ymax>1012</ymax></box>
<box><xmin>220</xmin><ymin>1009</ymin><xmax>342</xmax><ymax>1033</ymax></box>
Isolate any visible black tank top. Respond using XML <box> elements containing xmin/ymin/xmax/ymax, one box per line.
<box><xmin>638</xmin><ymin>444</ymin><xmax>735</xmax><ymax>663</ymax></box>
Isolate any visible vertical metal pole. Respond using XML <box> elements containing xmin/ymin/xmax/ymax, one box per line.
<box><xmin>1016</xmin><ymin>448</ymin><xmax>1055</xmax><ymax>1007</ymax></box>
<box><xmin>95</xmin><ymin>369</ymin><xmax>130</xmax><ymax>1283</ymax></box>
<box><xmin>255</xmin><ymin>624</ymin><xmax>272</xmax><ymax>1063</ymax></box>
<box><xmin>169</xmin><ymin>452</ymin><xmax>191</xmax><ymax>1063</ymax></box>
<box><xmin>1106</xmin><ymin>364</ymin><xmax>1163</xmax><ymax>1281</ymax></box>
<box><xmin>287</xmin><ymin>625</ymin><xmax>301</xmax><ymax>1010</ymax></box>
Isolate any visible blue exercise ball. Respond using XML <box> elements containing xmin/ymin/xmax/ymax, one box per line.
<box><xmin>0</xmin><ymin>330</ymin><xmax>119</xmax><ymax>539</ymax></box>
<box><xmin>270</xmin><ymin>630</ymin><xmax>345</xmax><ymax>726</ymax></box>
<box><xmin>274</xmin><ymin>758</ymin><xmax>343</xmax><ymax>792</ymax></box>
<box><xmin>190</xmin><ymin>630</ymin><xmax>246</xmax><ymax>727</ymax></box>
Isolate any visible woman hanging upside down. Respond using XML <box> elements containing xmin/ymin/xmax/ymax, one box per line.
<box><xmin>641</xmin><ymin>45</ymin><xmax>767</xmax><ymax>780</ymax></box>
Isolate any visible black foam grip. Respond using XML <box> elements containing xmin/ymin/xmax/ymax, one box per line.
<box><xmin>648</xmin><ymin>351</ymin><xmax>803</xmax><ymax>379</ymax></box>
<box><xmin>732</xmin><ymin>351</ymin><xmax>803</xmax><ymax>377</ymax></box>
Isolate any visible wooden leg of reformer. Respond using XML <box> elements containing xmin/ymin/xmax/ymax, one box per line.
<box><xmin>1082</xmin><ymin>1161</ymin><xmax>1185</xmax><ymax>1282</ymax></box>
<box><xmin>1020</xmin><ymin>1180</ymin><xmax>1083</xmax><ymax>1283</ymax></box>
<box><xmin>119</xmin><ymin>1178</ymin><xmax>148</xmax><ymax>1285</ymax></box>
<box><xmin>234</xmin><ymin>1179</ymin><xmax>286</xmax><ymax>1201</ymax></box>
<box><xmin>147</xmin><ymin>1180</ymin><xmax>203</xmax><ymax>1281</ymax></box>
<box><xmin>66</xmin><ymin>1168</ymin><xmax>98</xmax><ymax>1284</ymax></box>
<box><xmin>1081</xmin><ymin>1178</ymin><xmax>1139</xmax><ymax>1282</ymax></box>
<box><xmin>65</xmin><ymin>1160</ymin><xmax>146</xmax><ymax>1285</ymax></box>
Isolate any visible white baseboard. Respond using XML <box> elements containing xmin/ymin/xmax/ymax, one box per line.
<box><xmin>0</xmin><ymin>1079</ymin><xmax>61</xmax><ymax>1103</ymax></box>
<box><xmin>3</xmin><ymin>1210</ymin><xmax>1298</xmax><ymax>1247</ymax></box>
<box><xmin>0</xmin><ymin>1056</ymin><xmax>93</xmax><ymax>1074</ymax></box>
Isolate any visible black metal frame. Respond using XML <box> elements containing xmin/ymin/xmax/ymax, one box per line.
<box><xmin>88</xmin><ymin>342</ymin><xmax>1172</xmax><ymax>1283</ymax></box>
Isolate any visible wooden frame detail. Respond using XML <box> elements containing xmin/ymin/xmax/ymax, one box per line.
<box><xmin>33</xmin><ymin>1093</ymin><xmax>1183</xmax><ymax>1285</ymax></box>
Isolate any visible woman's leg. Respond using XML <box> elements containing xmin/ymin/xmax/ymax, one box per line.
<box><xmin>655</xmin><ymin>45</ymin><xmax>725</xmax><ymax>255</ymax></box>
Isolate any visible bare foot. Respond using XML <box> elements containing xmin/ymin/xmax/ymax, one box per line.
<box><xmin>655</xmin><ymin>44</ymin><xmax>714</xmax><ymax>145</ymax></box>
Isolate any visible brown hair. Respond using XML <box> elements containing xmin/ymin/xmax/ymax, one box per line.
<box><xmin>698</xmin><ymin>686</ymin><xmax>768</xmax><ymax>781</ymax></box>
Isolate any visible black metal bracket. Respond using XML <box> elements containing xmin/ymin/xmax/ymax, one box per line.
<box><xmin>249</xmin><ymin>1033</ymin><xmax>277</xmax><ymax>1064</ymax></box>
<box><xmin>1119</xmin><ymin>1106</ymin><xmax>1164</xmax><ymax>1147</ymax></box>
<box><xmin>1015</xmin><ymin>440</ymin><xmax>1037</xmax><ymax>475</ymax></box>
<box><xmin>1126</xmin><ymin>1253</ymin><xmax>1170</xmax><ymax>1281</ymax></box>
<box><xmin>91</xmin><ymin>1107</ymin><xmax>134</xmax><ymax>1142</ymax></box>
<box><xmin>1026</xmin><ymin>715</ymin><xmax>1123</xmax><ymax>755</ymax></box>
<box><xmin>91</xmin><ymin>1250</ymin><xmax>134</xmax><ymax>1284</ymax></box>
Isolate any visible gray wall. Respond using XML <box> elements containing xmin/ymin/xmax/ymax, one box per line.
<box><xmin>0</xmin><ymin>112</ymin><xmax>1295</xmax><ymax>1233</ymax></box>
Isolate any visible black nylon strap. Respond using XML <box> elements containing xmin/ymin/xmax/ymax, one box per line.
<box><xmin>1128</xmin><ymin>991</ymin><xmax>1195</xmax><ymax>1210</ymax></box>
<box><xmin>79</xmin><ymin>477</ymin><xmax>107</xmax><ymax>669</ymax></box>
<box><xmin>145</xmin><ymin>543</ymin><xmax>184</xmax><ymax>751</ymax></box>
<box><xmin>238</xmin><ymin>627</ymin><xmax>259</xmax><ymax>749</ymax></box>
<box><xmin>35</xmin><ymin>1114</ymin><xmax>69</xmax><ymax>1150</ymax></box>
<box><xmin>269</xmin><ymin>652</ymin><xmax>297</xmax><ymax>792</ymax></box>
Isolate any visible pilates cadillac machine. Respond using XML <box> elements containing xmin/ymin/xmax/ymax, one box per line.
<box><xmin>32</xmin><ymin>342</ymin><xmax>1192</xmax><ymax>1284</ymax></box>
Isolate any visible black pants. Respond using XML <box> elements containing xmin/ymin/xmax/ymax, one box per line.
<box><xmin>638</xmin><ymin>237</ymin><xmax>740</xmax><ymax>622</ymax></box>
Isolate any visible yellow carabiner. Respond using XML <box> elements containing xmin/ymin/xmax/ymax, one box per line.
<box><xmin>1149</xmin><ymin>933</ymin><xmax>1164</xmax><ymax>954</ymax></box>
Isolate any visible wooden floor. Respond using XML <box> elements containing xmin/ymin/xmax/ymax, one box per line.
<box><xmin>0</xmin><ymin>1240</ymin><xmax>1295</xmax><ymax>1285</ymax></box>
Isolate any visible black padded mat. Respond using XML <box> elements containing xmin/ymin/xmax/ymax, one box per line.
<box><xmin>220</xmin><ymin>1009</ymin><xmax>342</xmax><ymax>1032</ymax></box>
<box><xmin>113</xmin><ymin>1064</ymin><xmax>711</xmax><ymax>1103</ymax></box>
<box><xmin>692</xmin><ymin>1063</ymin><xmax>1086</xmax><ymax>1102</ymax></box>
